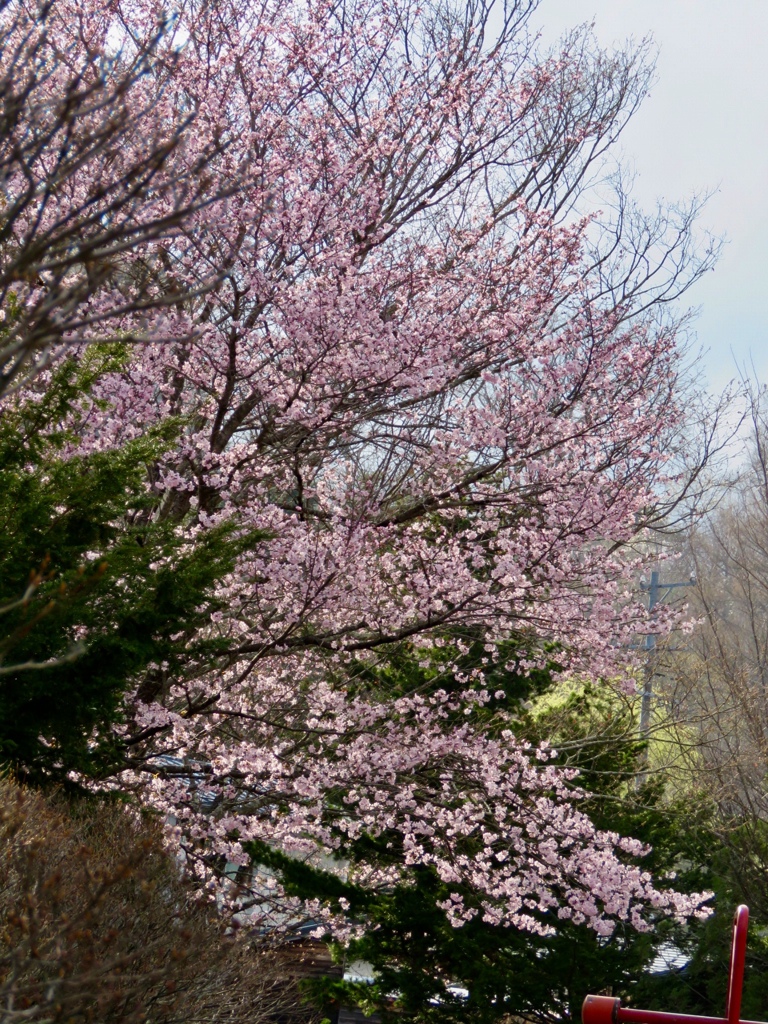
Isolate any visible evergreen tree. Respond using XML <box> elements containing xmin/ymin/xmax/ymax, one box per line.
<box><xmin>0</xmin><ymin>350</ymin><xmax>263</xmax><ymax>785</ymax></box>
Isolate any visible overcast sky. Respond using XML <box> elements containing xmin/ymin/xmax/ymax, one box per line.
<box><xmin>527</xmin><ymin>0</ymin><xmax>768</xmax><ymax>396</ymax></box>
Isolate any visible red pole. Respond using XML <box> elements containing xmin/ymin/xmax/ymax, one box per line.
<box><xmin>582</xmin><ymin>905</ymin><xmax>755</xmax><ymax>1024</ymax></box>
<box><xmin>726</xmin><ymin>906</ymin><xmax>749</xmax><ymax>1024</ymax></box>
<box><xmin>581</xmin><ymin>1000</ymin><xmax>767</xmax><ymax>1024</ymax></box>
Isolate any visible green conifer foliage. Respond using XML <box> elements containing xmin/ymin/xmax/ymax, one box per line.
<box><xmin>0</xmin><ymin>352</ymin><xmax>263</xmax><ymax>784</ymax></box>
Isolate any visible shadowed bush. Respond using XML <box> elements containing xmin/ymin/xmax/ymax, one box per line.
<box><xmin>0</xmin><ymin>779</ymin><xmax>311</xmax><ymax>1024</ymax></box>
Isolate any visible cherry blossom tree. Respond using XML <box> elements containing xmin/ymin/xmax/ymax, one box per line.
<box><xmin>0</xmin><ymin>0</ymin><xmax>244</xmax><ymax>398</ymax></box>
<box><xmin>5</xmin><ymin>0</ymin><xmax>719</xmax><ymax>938</ymax></box>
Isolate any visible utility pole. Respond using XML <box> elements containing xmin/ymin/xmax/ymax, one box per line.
<box><xmin>637</xmin><ymin>570</ymin><xmax>695</xmax><ymax>786</ymax></box>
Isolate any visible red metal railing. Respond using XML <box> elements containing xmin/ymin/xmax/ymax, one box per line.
<box><xmin>582</xmin><ymin>907</ymin><xmax>754</xmax><ymax>1024</ymax></box>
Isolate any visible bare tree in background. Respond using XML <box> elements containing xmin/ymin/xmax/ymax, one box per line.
<box><xmin>662</xmin><ymin>387</ymin><xmax>768</xmax><ymax>910</ymax></box>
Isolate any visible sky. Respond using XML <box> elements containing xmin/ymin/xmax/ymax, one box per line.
<box><xmin>527</xmin><ymin>0</ymin><xmax>768</xmax><ymax>396</ymax></box>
